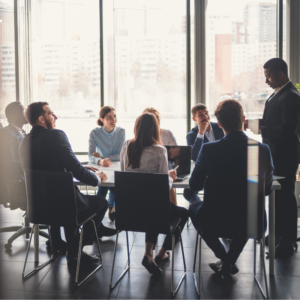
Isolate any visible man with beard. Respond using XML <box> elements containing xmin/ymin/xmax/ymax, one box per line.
<box><xmin>19</xmin><ymin>102</ymin><xmax>117</xmax><ymax>265</ymax></box>
<box><xmin>184</xmin><ymin>103</ymin><xmax>224</xmax><ymax>203</ymax></box>
<box><xmin>246</xmin><ymin>58</ymin><xmax>300</xmax><ymax>258</ymax></box>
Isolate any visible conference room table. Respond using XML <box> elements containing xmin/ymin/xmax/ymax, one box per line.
<box><xmin>33</xmin><ymin>161</ymin><xmax>281</xmax><ymax>276</ymax></box>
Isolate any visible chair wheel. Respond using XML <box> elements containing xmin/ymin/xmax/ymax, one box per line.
<box><xmin>4</xmin><ymin>243</ymin><xmax>12</xmax><ymax>250</ymax></box>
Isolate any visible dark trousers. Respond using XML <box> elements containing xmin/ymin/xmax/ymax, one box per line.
<box><xmin>274</xmin><ymin>160</ymin><xmax>298</xmax><ymax>242</ymax></box>
<box><xmin>145</xmin><ymin>203</ymin><xmax>189</xmax><ymax>251</ymax></box>
<box><xmin>189</xmin><ymin>201</ymin><xmax>248</xmax><ymax>264</ymax></box>
<box><xmin>64</xmin><ymin>194</ymin><xmax>108</xmax><ymax>256</ymax></box>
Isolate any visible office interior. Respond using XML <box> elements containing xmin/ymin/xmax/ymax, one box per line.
<box><xmin>0</xmin><ymin>0</ymin><xmax>300</xmax><ymax>299</ymax></box>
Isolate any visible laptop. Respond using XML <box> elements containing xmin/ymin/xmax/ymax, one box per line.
<box><xmin>164</xmin><ymin>145</ymin><xmax>192</xmax><ymax>181</ymax></box>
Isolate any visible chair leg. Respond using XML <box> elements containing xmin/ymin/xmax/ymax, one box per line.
<box><xmin>22</xmin><ymin>225</ymin><xmax>54</xmax><ymax>279</ymax></box>
<box><xmin>193</xmin><ymin>231</ymin><xmax>201</xmax><ymax>298</ymax></box>
<box><xmin>75</xmin><ymin>220</ymin><xmax>103</xmax><ymax>287</ymax></box>
<box><xmin>171</xmin><ymin>227</ymin><xmax>186</xmax><ymax>297</ymax></box>
<box><xmin>110</xmin><ymin>231</ymin><xmax>130</xmax><ymax>290</ymax></box>
<box><xmin>254</xmin><ymin>239</ymin><xmax>269</xmax><ymax>299</ymax></box>
<box><xmin>187</xmin><ymin>217</ymin><xmax>192</xmax><ymax>227</ymax></box>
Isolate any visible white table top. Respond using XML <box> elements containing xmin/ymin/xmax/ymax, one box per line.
<box><xmin>75</xmin><ymin>161</ymin><xmax>281</xmax><ymax>190</ymax></box>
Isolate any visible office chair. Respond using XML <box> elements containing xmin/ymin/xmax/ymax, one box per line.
<box><xmin>110</xmin><ymin>171</ymin><xmax>186</xmax><ymax>297</ymax></box>
<box><xmin>22</xmin><ymin>169</ymin><xmax>102</xmax><ymax>286</ymax></box>
<box><xmin>192</xmin><ymin>178</ymin><xmax>269</xmax><ymax>299</ymax></box>
<box><xmin>0</xmin><ymin>180</ymin><xmax>49</xmax><ymax>250</ymax></box>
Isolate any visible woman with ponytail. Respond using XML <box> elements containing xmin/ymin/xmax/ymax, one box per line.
<box><xmin>89</xmin><ymin>106</ymin><xmax>125</xmax><ymax>222</ymax></box>
<box><xmin>120</xmin><ymin>113</ymin><xmax>188</xmax><ymax>276</ymax></box>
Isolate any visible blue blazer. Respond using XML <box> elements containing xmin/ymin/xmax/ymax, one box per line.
<box><xmin>190</xmin><ymin>131</ymin><xmax>274</xmax><ymax>194</ymax></box>
<box><xmin>19</xmin><ymin>126</ymin><xmax>100</xmax><ymax>213</ymax></box>
<box><xmin>189</xmin><ymin>131</ymin><xmax>274</xmax><ymax>234</ymax></box>
<box><xmin>187</xmin><ymin>122</ymin><xmax>225</xmax><ymax>161</ymax></box>
<box><xmin>0</xmin><ymin>124</ymin><xmax>24</xmax><ymax>182</ymax></box>
<box><xmin>0</xmin><ymin>124</ymin><xmax>26</xmax><ymax>206</ymax></box>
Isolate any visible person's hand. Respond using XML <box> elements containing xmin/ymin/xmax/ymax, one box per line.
<box><xmin>169</xmin><ymin>169</ymin><xmax>177</xmax><ymax>181</ymax></box>
<box><xmin>92</xmin><ymin>152</ymin><xmax>101</xmax><ymax>158</ymax></box>
<box><xmin>198</xmin><ymin>121</ymin><xmax>209</xmax><ymax>135</ymax></box>
<box><xmin>96</xmin><ymin>171</ymin><xmax>108</xmax><ymax>182</ymax></box>
<box><xmin>168</xmin><ymin>147</ymin><xmax>181</xmax><ymax>159</ymax></box>
<box><xmin>84</xmin><ymin>166</ymin><xmax>99</xmax><ymax>172</ymax></box>
<box><xmin>98</xmin><ymin>158</ymin><xmax>112</xmax><ymax>167</ymax></box>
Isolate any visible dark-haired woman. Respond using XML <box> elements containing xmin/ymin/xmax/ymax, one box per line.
<box><xmin>120</xmin><ymin>113</ymin><xmax>189</xmax><ymax>275</ymax></box>
<box><xmin>89</xmin><ymin>106</ymin><xmax>125</xmax><ymax>222</ymax></box>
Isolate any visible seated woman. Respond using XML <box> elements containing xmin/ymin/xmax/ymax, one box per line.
<box><xmin>120</xmin><ymin>113</ymin><xmax>189</xmax><ymax>275</ymax></box>
<box><xmin>89</xmin><ymin>106</ymin><xmax>125</xmax><ymax>222</ymax></box>
<box><xmin>142</xmin><ymin>107</ymin><xmax>178</xmax><ymax>205</ymax></box>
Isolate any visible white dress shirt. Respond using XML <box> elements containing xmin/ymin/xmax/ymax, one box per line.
<box><xmin>267</xmin><ymin>80</ymin><xmax>291</xmax><ymax>102</ymax></box>
<box><xmin>11</xmin><ymin>123</ymin><xmax>26</xmax><ymax>136</ymax></box>
<box><xmin>196</xmin><ymin>124</ymin><xmax>216</xmax><ymax>142</ymax></box>
<box><xmin>120</xmin><ymin>140</ymin><xmax>173</xmax><ymax>190</ymax></box>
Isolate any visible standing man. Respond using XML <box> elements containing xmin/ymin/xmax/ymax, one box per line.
<box><xmin>184</xmin><ymin>104</ymin><xmax>224</xmax><ymax>203</ymax></box>
<box><xmin>246</xmin><ymin>58</ymin><xmax>300</xmax><ymax>257</ymax></box>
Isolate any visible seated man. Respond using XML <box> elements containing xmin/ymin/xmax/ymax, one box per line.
<box><xmin>19</xmin><ymin>102</ymin><xmax>117</xmax><ymax>265</ymax></box>
<box><xmin>0</xmin><ymin>102</ymin><xmax>67</xmax><ymax>252</ymax></box>
<box><xmin>184</xmin><ymin>103</ymin><xmax>224</xmax><ymax>203</ymax></box>
<box><xmin>189</xmin><ymin>100</ymin><xmax>274</xmax><ymax>276</ymax></box>
<box><xmin>0</xmin><ymin>102</ymin><xmax>28</xmax><ymax>207</ymax></box>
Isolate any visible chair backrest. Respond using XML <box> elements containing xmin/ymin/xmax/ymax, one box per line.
<box><xmin>24</xmin><ymin>169</ymin><xmax>78</xmax><ymax>226</ymax></box>
<box><xmin>114</xmin><ymin>171</ymin><xmax>171</xmax><ymax>234</ymax></box>
<box><xmin>199</xmin><ymin>177</ymin><xmax>265</xmax><ymax>239</ymax></box>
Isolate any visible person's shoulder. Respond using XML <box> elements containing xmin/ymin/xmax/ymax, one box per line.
<box><xmin>115</xmin><ymin>126</ymin><xmax>125</xmax><ymax>133</ymax></box>
<box><xmin>152</xmin><ymin>143</ymin><xmax>167</xmax><ymax>153</ymax></box>
<box><xmin>46</xmin><ymin>129</ymin><xmax>68</xmax><ymax>140</ymax></box>
<box><xmin>187</xmin><ymin>125</ymin><xmax>198</xmax><ymax>136</ymax></box>
<box><xmin>90</xmin><ymin>127</ymin><xmax>102</xmax><ymax>136</ymax></box>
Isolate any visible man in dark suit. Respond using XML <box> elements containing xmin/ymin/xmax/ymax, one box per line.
<box><xmin>189</xmin><ymin>100</ymin><xmax>274</xmax><ymax>276</ymax></box>
<box><xmin>246</xmin><ymin>58</ymin><xmax>300</xmax><ymax>257</ymax></box>
<box><xmin>184</xmin><ymin>103</ymin><xmax>224</xmax><ymax>203</ymax></box>
<box><xmin>19</xmin><ymin>102</ymin><xmax>117</xmax><ymax>265</ymax></box>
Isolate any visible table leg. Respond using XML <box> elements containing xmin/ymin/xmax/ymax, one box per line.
<box><xmin>34</xmin><ymin>224</ymin><xmax>39</xmax><ymax>262</ymax></box>
<box><xmin>269</xmin><ymin>190</ymin><xmax>275</xmax><ymax>276</ymax></box>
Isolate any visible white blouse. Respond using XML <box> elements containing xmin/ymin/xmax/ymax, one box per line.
<box><xmin>120</xmin><ymin>140</ymin><xmax>173</xmax><ymax>190</ymax></box>
<box><xmin>160</xmin><ymin>128</ymin><xmax>177</xmax><ymax>145</ymax></box>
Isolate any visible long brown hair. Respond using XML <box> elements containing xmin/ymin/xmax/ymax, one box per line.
<box><xmin>127</xmin><ymin>113</ymin><xmax>161</xmax><ymax>169</ymax></box>
<box><xmin>97</xmin><ymin>106</ymin><xmax>116</xmax><ymax>126</ymax></box>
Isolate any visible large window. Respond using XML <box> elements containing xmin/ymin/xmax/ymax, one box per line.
<box><xmin>206</xmin><ymin>0</ymin><xmax>277</xmax><ymax>120</ymax></box>
<box><xmin>103</xmin><ymin>0</ymin><xmax>187</xmax><ymax>144</ymax></box>
<box><xmin>0</xmin><ymin>0</ymin><xmax>16</xmax><ymax>127</ymax></box>
<box><xmin>30</xmin><ymin>0</ymin><xmax>101</xmax><ymax>151</ymax></box>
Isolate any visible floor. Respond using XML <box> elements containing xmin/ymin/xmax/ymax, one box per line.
<box><xmin>0</xmin><ymin>194</ymin><xmax>300</xmax><ymax>299</ymax></box>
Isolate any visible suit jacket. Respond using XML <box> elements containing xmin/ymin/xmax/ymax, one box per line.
<box><xmin>187</xmin><ymin>122</ymin><xmax>225</xmax><ymax>161</ymax></box>
<box><xmin>19</xmin><ymin>126</ymin><xmax>99</xmax><ymax>213</ymax></box>
<box><xmin>189</xmin><ymin>131</ymin><xmax>274</xmax><ymax>235</ymax></box>
<box><xmin>261</xmin><ymin>81</ymin><xmax>300</xmax><ymax>164</ymax></box>
<box><xmin>0</xmin><ymin>124</ymin><xmax>25</xmax><ymax>206</ymax></box>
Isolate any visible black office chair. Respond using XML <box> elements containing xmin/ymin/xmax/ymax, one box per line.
<box><xmin>193</xmin><ymin>178</ymin><xmax>269</xmax><ymax>299</ymax></box>
<box><xmin>110</xmin><ymin>171</ymin><xmax>186</xmax><ymax>297</ymax></box>
<box><xmin>0</xmin><ymin>180</ymin><xmax>49</xmax><ymax>249</ymax></box>
<box><xmin>22</xmin><ymin>169</ymin><xmax>103</xmax><ymax>286</ymax></box>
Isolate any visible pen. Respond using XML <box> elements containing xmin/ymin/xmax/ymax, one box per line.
<box><xmin>174</xmin><ymin>165</ymin><xmax>179</xmax><ymax>170</ymax></box>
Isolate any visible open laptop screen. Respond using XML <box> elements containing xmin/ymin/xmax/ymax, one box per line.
<box><xmin>164</xmin><ymin>145</ymin><xmax>192</xmax><ymax>175</ymax></box>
